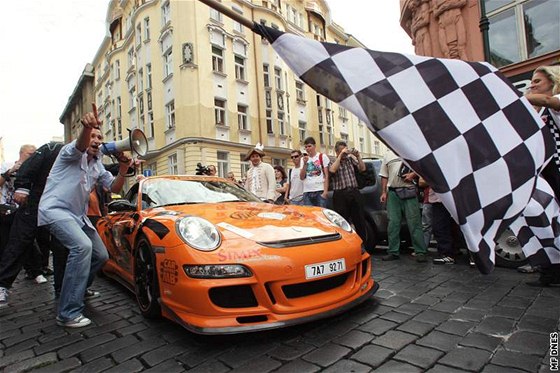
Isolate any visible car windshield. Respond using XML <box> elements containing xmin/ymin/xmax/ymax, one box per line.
<box><xmin>140</xmin><ymin>178</ymin><xmax>261</xmax><ymax>207</ymax></box>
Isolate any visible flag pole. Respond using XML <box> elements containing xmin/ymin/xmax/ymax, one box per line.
<box><xmin>198</xmin><ymin>0</ymin><xmax>256</xmax><ymax>31</ymax></box>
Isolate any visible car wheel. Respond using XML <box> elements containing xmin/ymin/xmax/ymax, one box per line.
<box><xmin>134</xmin><ymin>237</ymin><xmax>161</xmax><ymax>318</ymax></box>
<box><xmin>494</xmin><ymin>228</ymin><xmax>527</xmax><ymax>268</ymax></box>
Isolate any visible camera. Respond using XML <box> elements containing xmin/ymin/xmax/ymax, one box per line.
<box><xmin>195</xmin><ymin>163</ymin><xmax>211</xmax><ymax>176</ymax></box>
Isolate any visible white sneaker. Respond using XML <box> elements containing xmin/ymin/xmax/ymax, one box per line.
<box><xmin>56</xmin><ymin>314</ymin><xmax>92</xmax><ymax>328</ymax></box>
<box><xmin>0</xmin><ymin>287</ymin><xmax>8</xmax><ymax>307</ymax></box>
<box><xmin>34</xmin><ymin>275</ymin><xmax>48</xmax><ymax>284</ymax></box>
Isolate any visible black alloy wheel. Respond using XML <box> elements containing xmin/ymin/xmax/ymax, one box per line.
<box><xmin>134</xmin><ymin>237</ymin><xmax>161</xmax><ymax>318</ymax></box>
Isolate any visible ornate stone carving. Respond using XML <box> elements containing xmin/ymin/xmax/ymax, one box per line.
<box><xmin>432</xmin><ymin>0</ymin><xmax>468</xmax><ymax>59</ymax></box>
<box><xmin>408</xmin><ymin>0</ymin><xmax>432</xmax><ymax>56</ymax></box>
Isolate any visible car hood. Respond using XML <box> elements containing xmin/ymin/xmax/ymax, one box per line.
<box><xmin>144</xmin><ymin>202</ymin><xmax>342</xmax><ymax>242</ymax></box>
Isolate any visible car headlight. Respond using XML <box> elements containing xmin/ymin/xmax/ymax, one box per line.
<box><xmin>183</xmin><ymin>264</ymin><xmax>252</xmax><ymax>279</ymax></box>
<box><xmin>176</xmin><ymin>217</ymin><xmax>221</xmax><ymax>251</ymax></box>
<box><xmin>323</xmin><ymin>209</ymin><xmax>353</xmax><ymax>232</ymax></box>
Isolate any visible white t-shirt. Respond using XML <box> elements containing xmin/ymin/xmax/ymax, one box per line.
<box><xmin>303</xmin><ymin>153</ymin><xmax>330</xmax><ymax>193</ymax></box>
<box><xmin>287</xmin><ymin>165</ymin><xmax>304</xmax><ymax>200</ymax></box>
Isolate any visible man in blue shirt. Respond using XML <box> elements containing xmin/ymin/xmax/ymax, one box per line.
<box><xmin>38</xmin><ymin>111</ymin><xmax>131</xmax><ymax>328</ymax></box>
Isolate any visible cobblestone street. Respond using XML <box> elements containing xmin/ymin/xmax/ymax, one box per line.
<box><xmin>1</xmin><ymin>250</ymin><xmax>558</xmax><ymax>372</ymax></box>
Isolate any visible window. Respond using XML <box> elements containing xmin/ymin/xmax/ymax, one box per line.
<box><xmin>146</xmin><ymin>162</ymin><xmax>157</xmax><ymax>176</ymax></box>
<box><xmin>240</xmin><ymin>155</ymin><xmax>250</xmax><ymax>180</ymax></box>
<box><xmin>232</xmin><ymin>6</ymin><xmax>244</xmax><ymax>32</ymax></box>
<box><xmin>210</xmin><ymin>0</ymin><xmax>223</xmax><ymax>22</ymax></box>
<box><xmin>295</xmin><ymin>81</ymin><xmax>305</xmax><ymax>102</ymax></box>
<box><xmin>237</xmin><ymin>105</ymin><xmax>248</xmax><ymax>130</ymax></box>
<box><xmin>114</xmin><ymin>60</ymin><xmax>120</xmax><ymax>80</ymax></box>
<box><xmin>278</xmin><ymin>112</ymin><xmax>285</xmax><ymax>135</ymax></box>
<box><xmin>265</xmin><ymin>91</ymin><xmax>272</xmax><ymax>108</ymax></box>
<box><xmin>266</xmin><ymin>110</ymin><xmax>273</xmax><ymax>133</ymax></box>
<box><xmin>341</xmin><ymin>133</ymin><xmax>349</xmax><ymax>142</ymax></box>
<box><xmin>215</xmin><ymin>98</ymin><xmax>226</xmax><ymax>126</ymax></box>
<box><xmin>128</xmin><ymin>81</ymin><xmax>136</xmax><ymax>110</ymax></box>
<box><xmin>163</xmin><ymin>49</ymin><xmax>173</xmax><ymax>78</ymax></box>
<box><xmin>274</xmin><ymin>67</ymin><xmax>282</xmax><ymax>90</ymax></box>
<box><xmin>144</xmin><ymin>18</ymin><xmax>150</xmax><ymax>41</ymax></box>
<box><xmin>487</xmin><ymin>0</ymin><xmax>560</xmax><ymax>67</ymax></box>
<box><xmin>217</xmin><ymin>151</ymin><xmax>229</xmax><ymax>177</ymax></box>
<box><xmin>374</xmin><ymin>140</ymin><xmax>381</xmax><ymax>155</ymax></box>
<box><xmin>136</xmin><ymin>24</ymin><xmax>142</xmax><ymax>46</ymax></box>
<box><xmin>117</xmin><ymin>119</ymin><xmax>123</xmax><ymax>140</ymax></box>
<box><xmin>147</xmin><ymin>91</ymin><xmax>152</xmax><ymax>111</ymax></box>
<box><xmin>127</xmin><ymin>47</ymin><xmax>135</xmax><ymax>69</ymax></box>
<box><xmin>212</xmin><ymin>46</ymin><xmax>224</xmax><ymax>73</ymax></box>
<box><xmin>234</xmin><ymin>56</ymin><xmax>246</xmax><ymax>80</ymax></box>
<box><xmin>138</xmin><ymin>68</ymin><xmax>144</xmax><ymax>92</ymax></box>
<box><xmin>146</xmin><ymin>64</ymin><xmax>152</xmax><ymax>89</ymax></box>
<box><xmin>139</xmin><ymin>96</ymin><xmax>144</xmax><ymax>114</ymax></box>
<box><xmin>161</xmin><ymin>1</ymin><xmax>171</xmax><ymax>26</ymax></box>
<box><xmin>298</xmin><ymin>121</ymin><xmax>307</xmax><ymax>143</ymax></box>
<box><xmin>165</xmin><ymin>101</ymin><xmax>175</xmax><ymax>128</ymax></box>
<box><xmin>263</xmin><ymin>64</ymin><xmax>270</xmax><ymax>87</ymax></box>
<box><xmin>168</xmin><ymin>153</ymin><xmax>178</xmax><ymax>175</ymax></box>
<box><xmin>116</xmin><ymin>97</ymin><xmax>122</xmax><ymax>118</ymax></box>
<box><xmin>148</xmin><ymin>111</ymin><xmax>154</xmax><ymax>138</ymax></box>
<box><xmin>359</xmin><ymin>137</ymin><xmax>364</xmax><ymax>153</ymax></box>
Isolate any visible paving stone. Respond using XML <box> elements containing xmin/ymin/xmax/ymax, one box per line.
<box><xmin>463</xmin><ymin>298</ymin><xmax>496</xmax><ymax>310</ymax></box>
<box><xmin>374</xmin><ymin>359</ymin><xmax>423</xmax><ymax>372</ymax></box>
<box><xmin>517</xmin><ymin>315</ymin><xmax>558</xmax><ymax>334</ymax></box>
<box><xmin>397</xmin><ymin>320</ymin><xmax>436</xmax><ymax>337</ymax></box>
<box><xmin>229</xmin><ymin>356</ymin><xmax>282</xmax><ymax>373</ymax></box>
<box><xmin>426</xmin><ymin>363</ymin><xmax>473</xmax><ymax>373</ymax></box>
<box><xmin>475</xmin><ymin>316</ymin><xmax>516</xmax><ymax>336</ymax></box>
<box><xmin>435</xmin><ymin>320</ymin><xmax>476</xmax><ymax>336</ymax></box>
<box><xmin>526</xmin><ymin>296</ymin><xmax>560</xmax><ymax>320</ymax></box>
<box><xmin>267</xmin><ymin>342</ymin><xmax>315</xmax><ymax>361</ymax></box>
<box><xmin>80</xmin><ymin>335</ymin><xmax>139</xmax><ymax>363</ymax></box>
<box><xmin>412</xmin><ymin>310</ymin><xmax>450</xmax><ymax>325</ymax></box>
<box><xmin>111</xmin><ymin>337</ymin><xmax>167</xmax><ymax>364</ymax></box>
<box><xmin>489</xmin><ymin>305</ymin><xmax>525</xmax><ymax>320</ymax></box>
<box><xmin>381</xmin><ymin>295</ymin><xmax>412</xmax><ymax>308</ymax></box>
<box><xmin>445</xmin><ymin>292</ymin><xmax>477</xmax><ymax>303</ymax></box>
<box><xmin>34</xmin><ymin>333</ymin><xmax>84</xmax><ymax>355</ymax></box>
<box><xmin>504</xmin><ymin>330</ymin><xmax>551</xmax><ymax>355</ymax></box>
<box><xmin>416</xmin><ymin>331</ymin><xmax>462</xmax><ymax>352</ymax></box>
<box><xmin>302</xmin><ymin>343</ymin><xmax>351</xmax><ymax>367</ymax></box>
<box><xmin>490</xmin><ymin>349</ymin><xmax>542</xmax><ymax>372</ymax></box>
<box><xmin>451</xmin><ymin>307</ymin><xmax>487</xmax><ymax>322</ymax></box>
<box><xmin>183</xmin><ymin>360</ymin><xmax>228</xmax><ymax>373</ymax></box>
<box><xmin>396</xmin><ymin>302</ymin><xmax>429</xmax><ymax>316</ymax></box>
<box><xmin>429</xmin><ymin>300</ymin><xmax>463</xmax><ymax>313</ymax></box>
<box><xmin>394</xmin><ymin>344</ymin><xmax>444</xmax><ymax>369</ymax></box>
<box><xmin>72</xmin><ymin>357</ymin><xmax>114</xmax><ymax>373</ymax></box>
<box><xmin>0</xmin><ymin>350</ymin><xmax>34</xmax><ymax>369</ymax></box>
<box><xmin>439</xmin><ymin>346</ymin><xmax>492</xmax><ymax>372</ymax></box>
<box><xmin>370</xmin><ymin>330</ymin><xmax>417</xmax><ymax>350</ymax></box>
<box><xmin>380</xmin><ymin>310</ymin><xmax>413</xmax><ymax>323</ymax></box>
<box><xmin>141</xmin><ymin>343</ymin><xmax>186</xmax><ymax>367</ymax></box>
<box><xmin>459</xmin><ymin>332</ymin><xmax>503</xmax><ymax>352</ymax></box>
<box><xmin>4</xmin><ymin>352</ymin><xmax>58</xmax><ymax>373</ymax></box>
<box><xmin>273</xmin><ymin>359</ymin><xmax>321</xmax><ymax>373</ymax></box>
<box><xmin>334</xmin><ymin>330</ymin><xmax>374</xmax><ymax>350</ymax></box>
<box><xmin>321</xmin><ymin>359</ymin><xmax>370</xmax><ymax>372</ymax></box>
<box><xmin>4</xmin><ymin>339</ymin><xmax>39</xmax><ymax>355</ymax></box>
<box><xmin>140</xmin><ymin>358</ymin><xmax>185</xmax><ymax>373</ymax></box>
<box><xmin>218</xmin><ymin>341</ymin><xmax>277</xmax><ymax>368</ymax></box>
<box><xmin>351</xmin><ymin>344</ymin><xmax>393</xmax><ymax>368</ymax></box>
<box><xmin>58</xmin><ymin>333</ymin><xmax>116</xmax><ymax>359</ymax></box>
<box><xmin>412</xmin><ymin>295</ymin><xmax>440</xmax><ymax>306</ymax></box>
<box><xmin>103</xmin><ymin>358</ymin><xmax>144</xmax><ymax>373</ymax></box>
<box><xmin>32</xmin><ymin>357</ymin><xmax>82</xmax><ymax>373</ymax></box>
<box><xmin>359</xmin><ymin>318</ymin><xmax>398</xmax><ymax>336</ymax></box>
<box><xmin>176</xmin><ymin>347</ymin><xmax>226</xmax><ymax>368</ymax></box>
<box><xmin>497</xmin><ymin>296</ymin><xmax>534</xmax><ymax>309</ymax></box>
<box><xmin>480</xmin><ymin>364</ymin><xmax>527</xmax><ymax>373</ymax></box>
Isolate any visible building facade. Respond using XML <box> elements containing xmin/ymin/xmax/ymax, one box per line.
<box><xmin>399</xmin><ymin>0</ymin><xmax>560</xmax><ymax>90</ymax></box>
<box><xmin>61</xmin><ymin>0</ymin><xmax>388</xmax><ymax>182</ymax></box>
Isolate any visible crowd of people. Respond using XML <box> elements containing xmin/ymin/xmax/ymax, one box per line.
<box><xmin>0</xmin><ymin>64</ymin><xmax>558</xmax><ymax>328</ymax></box>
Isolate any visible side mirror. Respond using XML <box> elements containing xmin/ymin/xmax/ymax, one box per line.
<box><xmin>108</xmin><ymin>199</ymin><xmax>136</xmax><ymax>213</ymax></box>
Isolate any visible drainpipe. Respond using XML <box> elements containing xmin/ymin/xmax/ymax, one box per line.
<box><xmin>479</xmin><ymin>0</ymin><xmax>491</xmax><ymax>63</ymax></box>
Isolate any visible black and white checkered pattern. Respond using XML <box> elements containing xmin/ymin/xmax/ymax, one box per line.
<box><xmin>509</xmin><ymin>177</ymin><xmax>560</xmax><ymax>267</ymax></box>
<box><xmin>543</xmin><ymin>108</ymin><xmax>560</xmax><ymax>169</ymax></box>
<box><xmin>254</xmin><ymin>25</ymin><xmax>557</xmax><ymax>273</ymax></box>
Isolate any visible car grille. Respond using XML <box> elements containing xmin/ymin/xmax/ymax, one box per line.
<box><xmin>282</xmin><ymin>273</ymin><xmax>349</xmax><ymax>299</ymax></box>
<box><xmin>209</xmin><ymin>285</ymin><xmax>258</xmax><ymax>308</ymax></box>
<box><xmin>256</xmin><ymin>233</ymin><xmax>341</xmax><ymax>248</ymax></box>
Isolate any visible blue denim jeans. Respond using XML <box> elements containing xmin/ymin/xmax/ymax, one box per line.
<box><xmin>303</xmin><ymin>191</ymin><xmax>327</xmax><ymax>208</ymax></box>
<box><xmin>47</xmin><ymin>218</ymin><xmax>108</xmax><ymax>321</ymax></box>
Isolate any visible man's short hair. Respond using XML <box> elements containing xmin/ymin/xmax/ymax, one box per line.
<box><xmin>334</xmin><ymin>140</ymin><xmax>347</xmax><ymax>151</ymax></box>
<box><xmin>291</xmin><ymin>149</ymin><xmax>302</xmax><ymax>156</ymax></box>
<box><xmin>303</xmin><ymin>137</ymin><xmax>316</xmax><ymax>145</ymax></box>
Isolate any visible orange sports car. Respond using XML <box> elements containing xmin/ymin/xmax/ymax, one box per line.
<box><xmin>97</xmin><ymin>175</ymin><xmax>377</xmax><ymax>334</ymax></box>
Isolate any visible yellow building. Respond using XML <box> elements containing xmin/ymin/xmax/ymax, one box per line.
<box><xmin>62</xmin><ymin>0</ymin><xmax>387</xmax><ymax>179</ymax></box>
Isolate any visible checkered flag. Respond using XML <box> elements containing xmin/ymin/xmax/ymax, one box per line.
<box><xmin>254</xmin><ymin>24</ymin><xmax>557</xmax><ymax>274</ymax></box>
<box><xmin>509</xmin><ymin>177</ymin><xmax>560</xmax><ymax>267</ymax></box>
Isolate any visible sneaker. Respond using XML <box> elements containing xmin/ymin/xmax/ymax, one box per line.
<box><xmin>56</xmin><ymin>314</ymin><xmax>91</xmax><ymax>328</ymax></box>
<box><xmin>0</xmin><ymin>287</ymin><xmax>8</xmax><ymax>308</ymax></box>
<box><xmin>433</xmin><ymin>256</ymin><xmax>455</xmax><ymax>265</ymax></box>
<box><xmin>517</xmin><ymin>264</ymin><xmax>537</xmax><ymax>273</ymax></box>
<box><xmin>382</xmin><ymin>254</ymin><xmax>400</xmax><ymax>261</ymax></box>
<box><xmin>416</xmin><ymin>253</ymin><xmax>427</xmax><ymax>263</ymax></box>
<box><xmin>84</xmin><ymin>289</ymin><xmax>100</xmax><ymax>299</ymax></box>
<box><xmin>34</xmin><ymin>275</ymin><xmax>48</xmax><ymax>284</ymax></box>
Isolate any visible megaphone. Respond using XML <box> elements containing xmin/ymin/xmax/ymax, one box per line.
<box><xmin>101</xmin><ymin>128</ymin><xmax>148</xmax><ymax>157</ymax></box>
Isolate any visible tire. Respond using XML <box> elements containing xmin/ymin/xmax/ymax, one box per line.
<box><xmin>494</xmin><ymin>228</ymin><xmax>528</xmax><ymax>269</ymax></box>
<box><xmin>134</xmin><ymin>237</ymin><xmax>161</xmax><ymax>318</ymax></box>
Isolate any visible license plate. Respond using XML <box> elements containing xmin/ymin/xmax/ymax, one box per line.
<box><xmin>305</xmin><ymin>259</ymin><xmax>346</xmax><ymax>280</ymax></box>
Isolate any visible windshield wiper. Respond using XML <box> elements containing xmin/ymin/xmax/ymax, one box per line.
<box><xmin>159</xmin><ymin>202</ymin><xmax>199</xmax><ymax>207</ymax></box>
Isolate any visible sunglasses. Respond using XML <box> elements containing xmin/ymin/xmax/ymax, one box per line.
<box><xmin>291</xmin><ymin>155</ymin><xmax>300</xmax><ymax>159</ymax></box>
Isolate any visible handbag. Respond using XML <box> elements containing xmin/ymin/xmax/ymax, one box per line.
<box><xmin>394</xmin><ymin>186</ymin><xmax>417</xmax><ymax>199</ymax></box>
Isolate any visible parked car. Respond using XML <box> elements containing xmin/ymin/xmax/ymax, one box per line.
<box><xmin>97</xmin><ymin>175</ymin><xmax>377</xmax><ymax>334</ymax></box>
<box><xmin>327</xmin><ymin>158</ymin><xmax>526</xmax><ymax>268</ymax></box>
